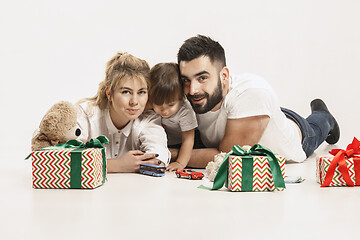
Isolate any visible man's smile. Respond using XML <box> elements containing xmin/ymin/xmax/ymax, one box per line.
<box><xmin>189</xmin><ymin>94</ymin><xmax>206</xmax><ymax>104</ymax></box>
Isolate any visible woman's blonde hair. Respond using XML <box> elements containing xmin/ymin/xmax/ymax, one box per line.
<box><xmin>80</xmin><ymin>52</ymin><xmax>150</xmax><ymax>110</ymax></box>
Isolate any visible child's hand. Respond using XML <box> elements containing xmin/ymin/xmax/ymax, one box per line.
<box><xmin>166</xmin><ymin>162</ymin><xmax>184</xmax><ymax>172</ymax></box>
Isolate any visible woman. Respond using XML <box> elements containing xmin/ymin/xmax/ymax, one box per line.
<box><xmin>77</xmin><ymin>52</ymin><xmax>170</xmax><ymax>172</ymax></box>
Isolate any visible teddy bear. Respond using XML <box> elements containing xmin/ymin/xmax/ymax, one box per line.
<box><xmin>205</xmin><ymin>145</ymin><xmax>252</xmax><ymax>181</ymax></box>
<box><xmin>31</xmin><ymin>101</ymin><xmax>81</xmax><ymax>151</ymax></box>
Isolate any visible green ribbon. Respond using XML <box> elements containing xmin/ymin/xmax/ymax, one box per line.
<box><xmin>28</xmin><ymin>136</ymin><xmax>110</xmax><ymax>188</ymax></box>
<box><xmin>199</xmin><ymin>144</ymin><xmax>285</xmax><ymax>191</ymax></box>
<box><xmin>39</xmin><ymin>135</ymin><xmax>110</xmax><ymax>150</ymax></box>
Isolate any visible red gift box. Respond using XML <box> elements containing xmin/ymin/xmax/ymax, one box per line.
<box><xmin>317</xmin><ymin>137</ymin><xmax>360</xmax><ymax>187</ymax></box>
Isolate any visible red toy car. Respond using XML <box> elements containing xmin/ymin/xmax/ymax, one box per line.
<box><xmin>175</xmin><ymin>169</ymin><xmax>204</xmax><ymax>180</ymax></box>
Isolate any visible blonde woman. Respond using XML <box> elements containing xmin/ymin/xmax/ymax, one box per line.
<box><xmin>77</xmin><ymin>52</ymin><xmax>170</xmax><ymax>172</ymax></box>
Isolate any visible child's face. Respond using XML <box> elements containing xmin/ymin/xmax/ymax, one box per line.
<box><xmin>109</xmin><ymin>77</ymin><xmax>148</xmax><ymax>124</ymax></box>
<box><xmin>153</xmin><ymin>100</ymin><xmax>181</xmax><ymax>118</ymax></box>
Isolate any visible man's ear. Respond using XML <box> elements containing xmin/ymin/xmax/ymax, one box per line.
<box><xmin>220</xmin><ymin>66</ymin><xmax>230</xmax><ymax>87</ymax></box>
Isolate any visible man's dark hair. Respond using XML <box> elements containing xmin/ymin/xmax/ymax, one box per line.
<box><xmin>177</xmin><ymin>35</ymin><xmax>226</xmax><ymax>67</ymax></box>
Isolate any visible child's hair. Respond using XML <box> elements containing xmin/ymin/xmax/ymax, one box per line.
<box><xmin>80</xmin><ymin>52</ymin><xmax>150</xmax><ymax>110</ymax></box>
<box><xmin>149</xmin><ymin>63</ymin><xmax>184</xmax><ymax>106</ymax></box>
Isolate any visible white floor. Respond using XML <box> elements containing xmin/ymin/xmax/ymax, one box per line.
<box><xmin>1</xmin><ymin>140</ymin><xmax>360</xmax><ymax>240</ymax></box>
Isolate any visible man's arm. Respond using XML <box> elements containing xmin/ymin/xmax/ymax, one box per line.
<box><xmin>170</xmin><ymin>115</ymin><xmax>269</xmax><ymax>168</ymax></box>
<box><xmin>189</xmin><ymin>115</ymin><xmax>269</xmax><ymax>168</ymax></box>
<box><xmin>219</xmin><ymin>115</ymin><xmax>270</xmax><ymax>153</ymax></box>
<box><xmin>187</xmin><ymin>148</ymin><xmax>221</xmax><ymax>168</ymax></box>
<box><xmin>169</xmin><ymin>147</ymin><xmax>220</xmax><ymax>168</ymax></box>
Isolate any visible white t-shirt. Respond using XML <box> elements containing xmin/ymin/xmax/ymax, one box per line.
<box><xmin>76</xmin><ymin>102</ymin><xmax>171</xmax><ymax>165</ymax></box>
<box><xmin>161</xmin><ymin>99</ymin><xmax>198</xmax><ymax>146</ymax></box>
<box><xmin>197</xmin><ymin>73</ymin><xmax>306</xmax><ymax>163</ymax></box>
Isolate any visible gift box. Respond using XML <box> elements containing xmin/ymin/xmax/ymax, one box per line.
<box><xmin>30</xmin><ymin>136</ymin><xmax>109</xmax><ymax>189</ymax></box>
<box><xmin>228</xmin><ymin>154</ymin><xmax>285</xmax><ymax>191</ymax></box>
<box><xmin>200</xmin><ymin>144</ymin><xmax>286</xmax><ymax>192</ymax></box>
<box><xmin>317</xmin><ymin>137</ymin><xmax>360</xmax><ymax>187</ymax></box>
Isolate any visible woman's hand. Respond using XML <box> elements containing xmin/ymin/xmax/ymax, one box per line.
<box><xmin>166</xmin><ymin>162</ymin><xmax>184</xmax><ymax>172</ymax></box>
<box><xmin>107</xmin><ymin>150</ymin><xmax>162</xmax><ymax>173</ymax></box>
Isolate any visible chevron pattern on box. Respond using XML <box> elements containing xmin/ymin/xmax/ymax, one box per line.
<box><xmin>81</xmin><ymin>149</ymin><xmax>103</xmax><ymax>188</ymax></box>
<box><xmin>32</xmin><ymin>150</ymin><xmax>72</xmax><ymax>189</ymax></box>
<box><xmin>317</xmin><ymin>157</ymin><xmax>355</xmax><ymax>186</ymax></box>
<box><xmin>32</xmin><ymin>148</ymin><xmax>104</xmax><ymax>189</ymax></box>
<box><xmin>316</xmin><ymin>158</ymin><xmax>321</xmax><ymax>184</ymax></box>
<box><xmin>228</xmin><ymin>157</ymin><xmax>243</xmax><ymax>191</ymax></box>
<box><xmin>228</xmin><ymin>155</ymin><xmax>285</xmax><ymax>192</ymax></box>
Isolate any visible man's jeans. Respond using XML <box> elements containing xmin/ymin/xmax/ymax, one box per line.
<box><xmin>281</xmin><ymin>107</ymin><xmax>335</xmax><ymax>157</ymax></box>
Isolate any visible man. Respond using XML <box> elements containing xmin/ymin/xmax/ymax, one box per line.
<box><xmin>172</xmin><ymin>34</ymin><xmax>339</xmax><ymax>168</ymax></box>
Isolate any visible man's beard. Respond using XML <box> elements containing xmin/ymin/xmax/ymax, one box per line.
<box><xmin>187</xmin><ymin>79</ymin><xmax>223</xmax><ymax>114</ymax></box>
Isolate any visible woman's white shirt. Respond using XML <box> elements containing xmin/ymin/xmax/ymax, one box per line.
<box><xmin>76</xmin><ymin>102</ymin><xmax>170</xmax><ymax>165</ymax></box>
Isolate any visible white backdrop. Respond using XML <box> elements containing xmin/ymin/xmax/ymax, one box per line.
<box><xmin>1</xmin><ymin>0</ymin><xmax>359</xmax><ymax>161</ymax></box>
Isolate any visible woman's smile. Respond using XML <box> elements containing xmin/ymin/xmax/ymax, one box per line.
<box><xmin>127</xmin><ymin>108</ymin><xmax>140</xmax><ymax>114</ymax></box>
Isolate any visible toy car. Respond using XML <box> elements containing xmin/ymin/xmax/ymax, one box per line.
<box><xmin>139</xmin><ymin>163</ymin><xmax>166</xmax><ymax>177</ymax></box>
<box><xmin>175</xmin><ymin>169</ymin><xmax>204</xmax><ymax>180</ymax></box>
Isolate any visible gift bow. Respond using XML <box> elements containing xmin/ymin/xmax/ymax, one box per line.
<box><xmin>321</xmin><ymin>137</ymin><xmax>360</xmax><ymax>187</ymax></box>
<box><xmin>200</xmin><ymin>144</ymin><xmax>285</xmax><ymax>191</ymax></box>
<box><xmin>39</xmin><ymin>135</ymin><xmax>110</xmax><ymax>150</ymax></box>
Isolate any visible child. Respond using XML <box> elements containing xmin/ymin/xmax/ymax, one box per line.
<box><xmin>76</xmin><ymin>52</ymin><xmax>170</xmax><ymax>173</ymax></box>
<box><xmin>149</xmin><ymin>63</ymin><xmax>198</xmax><ymax>171</ymax></box>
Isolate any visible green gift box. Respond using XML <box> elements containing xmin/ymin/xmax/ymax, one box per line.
<box><xmin>200</xmin><ymin>144</ymin><xmax>286</xmax><ymax>192</ymax></box>
<box><xmin>228</xmin><ymin>154</ymin><xmax>285</xmax><ymax>191</ymax></box>
<box><xmin>30</xmin><ymin>136</ymin><xmax>109</xmax><ymax>189</ymax></box>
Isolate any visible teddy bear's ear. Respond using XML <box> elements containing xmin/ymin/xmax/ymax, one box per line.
<box><xmin>37</xmin><ymin>133</ymin><xmax>49</xmax><ymax>141</ymax></box>
<box><xmin>40</xmin><ymin>112</ymin><xmax>59</xmax><ymax>133</ymax></box>
<box><xmin>50</xmin><ymin>139</ymin><xmax>60</xmax><ymax>146</ymax></box>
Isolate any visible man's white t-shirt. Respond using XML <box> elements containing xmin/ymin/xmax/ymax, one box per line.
<box><xmin>161</xmin><ymin>99</ymin><xmax>198</xmax><ymax>146</ymax></box>
<box><xmin>197</xmin><ymin>73</ymin><xmax>306</xmax><ymax>162</ymax></box>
